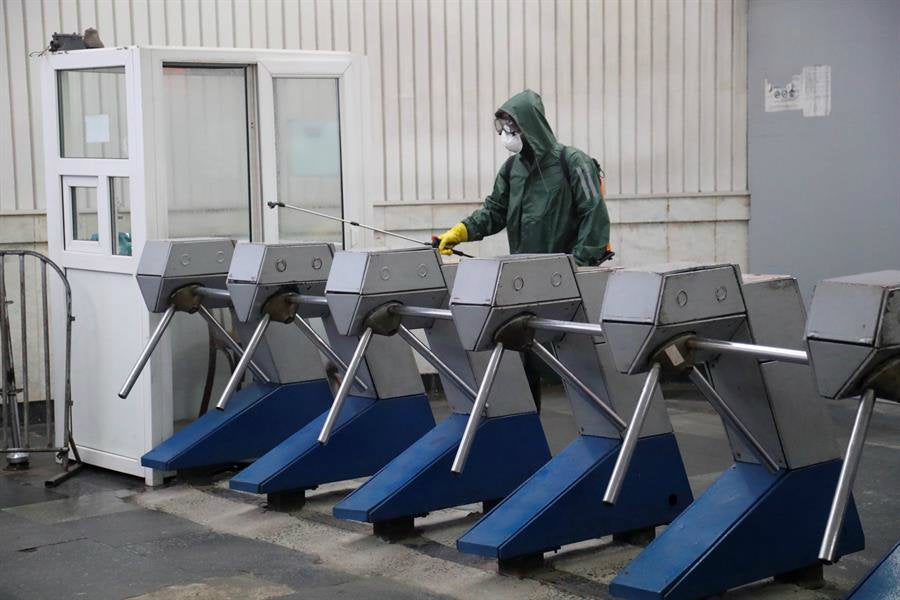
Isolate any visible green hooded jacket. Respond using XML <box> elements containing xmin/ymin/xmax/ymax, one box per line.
<box><xmin>462</xmin><ymin>90</ymin><xmax>610</xmax><ymax>266</ymax></box>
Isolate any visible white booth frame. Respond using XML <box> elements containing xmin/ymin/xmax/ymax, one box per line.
<box><xmin>41</xmin><ymin>47</ymin><xmax>370</xmax><ymax>483</ymax></box>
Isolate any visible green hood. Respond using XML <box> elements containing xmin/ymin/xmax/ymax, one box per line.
<box><xmin>497</xmin><ymin>89</ymin><xmax>557</xmax><ymax>161</ymax></box>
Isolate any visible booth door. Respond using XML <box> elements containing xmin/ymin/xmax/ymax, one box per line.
<box><xmin>257</xmin><ymin>57</ymin><xmax>369</xmax><ymax>249</ymax></box>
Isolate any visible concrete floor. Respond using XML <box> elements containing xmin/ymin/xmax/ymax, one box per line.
<box><xmin>1</xmin><ymin>386</ymin><xmax>898</xmax><ymax>599</ymax></box>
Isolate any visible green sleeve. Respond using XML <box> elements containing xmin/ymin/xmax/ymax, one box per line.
<box><xmin>567</xmin><ymin>151</ymin><xmax>611</xmax><ymax>266</ymax></box>
<box><xmin>461</xmin><ymin>158</ymin><xmax>512</xmax><ymax>241</ymax></box>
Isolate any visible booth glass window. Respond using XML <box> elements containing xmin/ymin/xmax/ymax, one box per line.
<box><xmin>109</xmin><ymin>177</ymin><xmax>132</xmax><ymax>256</ymax></box>
<box><xmin>70</xmin><ymin>185</ymin><xmax>99</xmax><ymax>242</ymax></box>
<box><xmin>162</xmin><ymin>65</ymin><xmax>252</xmax><ymax>240</ymax></box>
<box><xmin>274</xmin><ymin>78</ymin><xmax>344</xmax><ymax>246</ymax></box>
<box><xmin>58</xmin><ymin>67</ymin><xmax>128</xmax><ymax>159</ymax></box>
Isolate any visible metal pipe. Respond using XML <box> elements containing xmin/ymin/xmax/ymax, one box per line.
<box><xmin>451</xmin><ymin>342</ymin><xmax>505</xmax><ymax>474</ymax></box>
<box><xmin>603</xmin><ymin>362</ymin><xmax>662</xmax><ymax>505</ymax></box>
<box><xmin>528</xmin><ymin>317</ymin><xmax>605</xmax><ymax>337</ymax></box>
<box><xmin>0</xmin><ymin>256</ymin><xmax>27</xmax><ymax>463</ymax></box>
<box><xmin>318</xmin><ymin>327</ymin><xmax>374</xmax><ymax>444</ymax></box>
<box><xmin>530</xmin><ymin>340</ymin><xmax>627</xmax><ymax>431</ymax></box>
<box><xmin>287</xmin><ymin>293</ymin><xmax>329</xmax><ymax>307</ymax></box>
<box><xmin>118</xmin><ymin>305</ymin><xmax>177</xmax><ymax>399</ymax></box>
<box><xmin>18</xmin><ymin>256</ymin><xmax>29</xmax><ymax>449</ymax></box>
<box><xmin>293</xmin><ymin>315</ymin><xmax>368</xmax><ymax>392</ymax></box>
<box><xmin>819</xmin><ymin>388</ymin><xmax>876</xmax><ymax>564</ymax></box>
<box><xmin>688</xmin><ymin>366</ymin><xmax>781</xmax><ymax>473</ymax></box>
<box><xmin>269</xmin><ymin>201</ymin><xmax>473</xmax><ymax>258</ymax></box>
<box><xmin>196</xmin><ymin>305</ymin><xmax>270</xmax><ymax>384</ymax></box>
<box><xmin>194</xmin><ymin>286</ymin><xmax>231</xmax><ymax>302</ymax></box>
<box><xmin>40</xmin><ymin>261</ymin><xmax>51</xmax><ymax>445</ymax></box>
<box><xmin>397</xmin><ymin>325</ymin><xmax>477</xmax><ymax>400</ymax></box>
<box><xmin>215</xmin><ymin>314</ymin><xmax>271</xmax><ymax>410</ymax></box>
<box><xmin>389</xmin><ymin>305</ymin><xmax>454</xmax><ymax>321</ymax></box>
<box><xmin>686</xmin><ymin>337</ymin><xmax>809</xmax><ymax>365</ymax></box>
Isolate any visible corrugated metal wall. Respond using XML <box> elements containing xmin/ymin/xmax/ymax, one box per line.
<box><xmin>1</xmin><ymin>0</ymin><xmax>747</xmax><ymax>215</ymax></box>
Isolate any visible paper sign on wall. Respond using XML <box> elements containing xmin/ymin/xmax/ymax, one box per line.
<box><xmin>85</xmin><ymin>114</ymin><xmax>110</xmax><ymax>143</ymax></box>
<box><xmin>765</xmin><ymin>65</ymin><xmax>831</xmax><ymax>117</ymax></box>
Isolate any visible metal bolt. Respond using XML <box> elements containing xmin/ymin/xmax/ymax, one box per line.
<box><xmin>715</xmin><ymin>286</ymin><xmax>728</xmax><ymax>302</ymax></box>
<box><xmin>380</xmin><ymin>266</ymin><xmax>391</xmax><ymax>281</ymax></box>
<box><xmin>275</xmin><ymin>258</ymin><xmax>287</xmax><ymax>273</ymax></box>
<box><xmin>676</xmin><ymin>290</ymin><xmax>688</xmax><ymax>306</ymax></box>
<box><xmin>551</xmin><ymin>272</ymin><xmax>563</xmax><ymax>287</ymax></box>
<box><xmin>513</xmin><ymin>277</ymin><xmax>525</xmax><ymax>291</ymax></box>
<box><xmin>312</xmin><ymin>257</ymin><xmax>323</xmax><ymax>270</ymax></box>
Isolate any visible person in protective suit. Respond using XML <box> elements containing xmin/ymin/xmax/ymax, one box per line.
<box><xmin>437</xmin><ymin>89</ymin><xmax>611</xmax><ymax>411</ymax></box>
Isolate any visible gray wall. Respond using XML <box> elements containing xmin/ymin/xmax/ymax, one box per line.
<box><xmin>748</xmin><ymin>0</ymin><xmax>900</xmax><ymax>299</ymax></box>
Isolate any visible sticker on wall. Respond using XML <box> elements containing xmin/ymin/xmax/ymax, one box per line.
<box><xmin>765</xmin><ymin>65</ymin><xmax>831</xmax><ymax>117</ymax></box>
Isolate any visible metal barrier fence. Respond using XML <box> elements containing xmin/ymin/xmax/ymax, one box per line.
<box><xmin>0</xmin><ymin>250</ymin><xmax>79</xmax><ymax>484</ymax></box>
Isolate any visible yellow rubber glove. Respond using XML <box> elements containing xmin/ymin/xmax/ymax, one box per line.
<box><xmin>437</xmin><ymin>223</ymin><xmax>468</xmax><ymax>256</ymax></box>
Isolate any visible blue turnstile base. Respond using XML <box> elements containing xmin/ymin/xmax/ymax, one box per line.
<box><xmin>609</xmin><ymin>459</ymin><xmax>866</xmax><ymax>599</ymax></box>
<box><xmin>847</xmin><ymin>540</ymin><xmax>900</xmax><ymax>599</ymax></box>
<box><xmin>141</xmin><ymin>380</ymin><xmax>333</xmax><ymax>471</ymax></box>
<box><xmin>332</xmin><ymin>411</ymin><xmax>550</xmax><ymax>523</ymax></box>
<box><xmin>229</xmin><ymin>393</ymin><xmax>435</xmax><ymax>494</ymax></box>
<box><xmin>456</xmin><ymin>433</ymin><xmax>692</xmax><ymax>560</ymax></box>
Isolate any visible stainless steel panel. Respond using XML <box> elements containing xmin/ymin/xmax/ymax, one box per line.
<box><xmin>742</xmin><ymin>275</ymin><xmax>807</xmax><ymax>350</ymax></box>
<box><xmin>325</xmin><ymin>252</ymin><xmax>370</xmax><ymax>293</ymax></box>
<box><xmin>449</xmin><ymin>259</ymin><xmax>502</xmax><ymax>306</ymax></box>
<box><xmin>136</xmin><ymin>240</ymin><xmax>172</xmax><ymax>277</ymax></box>
<box><xmin>162</xmin><ymin>239</ymin><xmax>234</xmax><ymax>278</ymax></box>
<box><xmin>761</xmin><ymin>361</ymin><xmax>839</xmax><ymax>468</ymax></box>
<box><xmin>136</xmin><ymin>274</ymin><xmax>164</xmax><ymax>312</ymax></box>
<box><xmin>480</xmin><ymin>349</ymin><xmax>537</xmax><ymax>417</ymax></box>
<box><xmin>227</xmin><ymin>243</ymin><xmax>266</xmax><ymax>283</ymax></box>
<box><xmin>574</xmin><ymin>267</ymin><xmax>618</xmax><ymax>335</ymax></box>
<box><xmin>806</xmin><ymin>338</ymin><xmax>874</xmax><ymax>399</ymax></box>
<box><xmin>881</xmin><ymin>289</ymin><xmax>900</xmax><ymax>346</ymax></box>
<box><xmin>423</xmin><ymin>319</ymin><xmax>480</xmax><ymax>414</ymax></box>
<box><xmin>602</xmin><ymin>321</ymin><xmax>654</xmax><ymax>375</ymax></box>
<box><xmin>324</xmin><ymin>293</ymin><xmax>362</xmax><ymax>336</ymax></box>
<box><xmin>228</xmin><ymin>282</ymin><xmax>257</xmax><ymax>322</ymax></box>
<box><xmin>493</xmin><ymin>255</ymin><xmax>580</xmax><ymax>306</ymax></box>
<box><xmin>707</xmin><ymin>330</ymin><xmax>788</xmax><ymax>469</ymax></box>
<box><xmin>658</xmin><ymin>265</ymin><xmax>745</xmax><ymax>325</ymax></box>
<box><xmin>807</xmin><ymin>279</ymin><xmax>884</xmax><ymax>346</ymax></box>
<box><xmin>600</xmin><ymin>270</ymin><xmax>663</xmax><ymax>324</ymax></box>
<box><xmin>449</xmin><ymin>304</ymin><xmax>492</xmax><ymax>350</ymax></box>
<box><xmin>257</xmin><ymin>243</ymin><xmax>333</xmax><ymax>285</ymax></box>
<box><xmin>363</xmin><ymin>333</ymin><xmax>426</xmax><ymax>399</ymax></box>
<box><xmin>361</xmin><ymin>248</ymin><xmax>445</xmax><ymax>295</ymax></box>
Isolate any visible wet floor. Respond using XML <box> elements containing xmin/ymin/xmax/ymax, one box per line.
<box><xmin>1</xmin><ymin>387</ymin><xmax>898</xmax><ymax>599</ymax></box>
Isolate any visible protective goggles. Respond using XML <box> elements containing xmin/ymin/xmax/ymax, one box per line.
<box><xmin>493</xmin><ymin>117</ymin><xmax>521</xmax><ymax>136</ymax></box>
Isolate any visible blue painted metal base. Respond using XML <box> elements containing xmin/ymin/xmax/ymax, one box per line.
<box><xmin>141</xmin><ymin>380</ymin><xmax>333</xmax><ymax>471</ymax></box>
<box><xmin>229</xmin><ymin>393</ymin><xmax>435</xmax><ymax>494</ymax></box>
<box><xmin>610</xmin><ymin>460</ymin><xmax>866</xmax><ymax>600</ymax></box>
<box><xmin>456</xmin><ymin>433</ymin><xmax>692</xmax><ymax>560</ymax></box>
<box><xmin>332</xmin><ymin>411</ymin><xmax>550</xmax><ymax>523</ymax></box>
<box><xmin>847</xmin><ymin>540</ymin><xmax>900</xmax><ymax>599</ymax></box>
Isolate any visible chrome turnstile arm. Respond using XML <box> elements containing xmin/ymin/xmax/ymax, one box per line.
<box><xmin>318</xmin><ymin>327</ymin><xmax>374</xmax><ymax>444</ymax></box>
<box><xmin>529</xmin><ymin>340</ymin><xmax>627</xmax><ymax>431</ymax></box>
<box><xmin>819</xmin><ymin>388</ymin><xmax>876</xmax><ymax>563</ymax></box>
<box><xmin>450</xmin><ymin>343</ymin><xmax>505</xmax><ymax>474</ymax></box>
<box><xmin>196</xmin><ymin>306</ymin><xmax>270</xmax><ymax>384</ymax></box>
<box><xmin>293</xmin><ymin>315</ymin><xmax>368</xmax><ymax>393</ymax></box>
<box><xmin>397</xmin><ymin>325</ymin><xmax>477</xmax><ymax>401</ymax></box>
<box><xmin>603</xmin><ymin>362</ymin><xmax>662</xmax><ymax>505</ymax></box>
<box><xmin>688</xmin><ymin>366</ymin><xmax>781</xmax><ymax>473</ymax></box>
<box><xmin>118</xmin><ymin>305</ymin><xmax>177</xmax><ymax>399</ymax></box>
<box><xmin>215</xmin><ymin>314</ymin><xmax>272</xmax><ymax>410</ymax></box>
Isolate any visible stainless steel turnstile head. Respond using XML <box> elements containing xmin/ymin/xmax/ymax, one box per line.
<box><xmin>600</xmin><ymin>263</ymin><xmax>748</xmax><ymax>374</ymax></box>
<box><xmin>136</xmin><ymin>238</ymin><xmax>235</xmax><ymax>312</ymax></box>
<box><xmin>325</xmin><ymin>247</ymin><xmax>447</xmax><ymax>335</ymax></box>
<box><xmin>227</xmin><ymin>242</ymin><xmax>335</xmax><ymax>322</ymax></box>
<box><xmin>449</xmin><ymin>254</ymin><xmax>582</xmax><ymax>351</ymax></box>
<box><xmin>806</xmin><ymin>270</ymin><xmax>900</xmax><ymax>402</ymax></box>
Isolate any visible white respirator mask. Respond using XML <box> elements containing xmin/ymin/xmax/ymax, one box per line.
<box><xmin>500</xmin><ymin>131</ymin><xmax>523</xmax><ymax>154</ymax></box>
